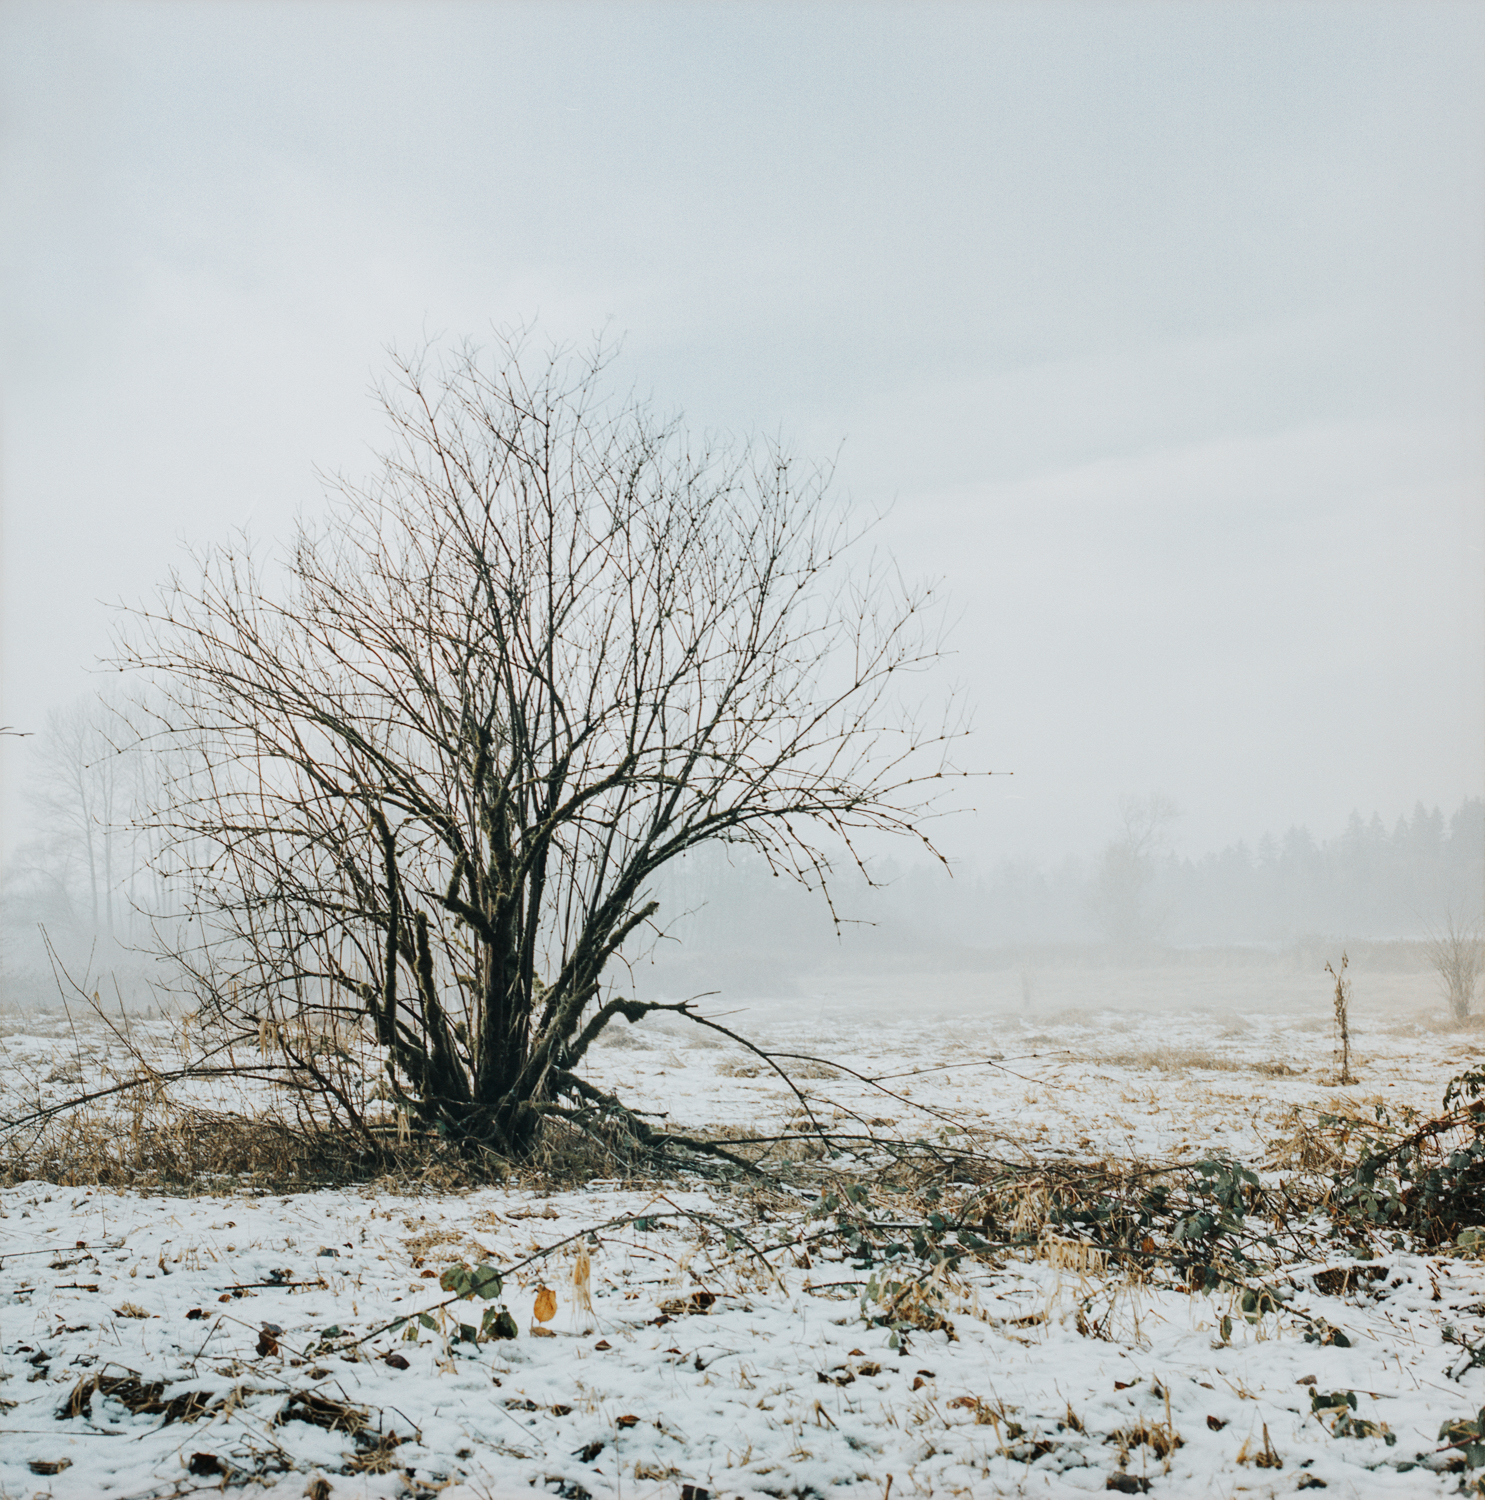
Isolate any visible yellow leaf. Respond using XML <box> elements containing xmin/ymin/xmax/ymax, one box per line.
<box><xmin>533</xmin><ymin>1285</ymin><xmax>557</xmax><ymax>1323</ymax></box>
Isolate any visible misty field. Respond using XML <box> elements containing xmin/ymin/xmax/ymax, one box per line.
<box><xmin>4</xmin><ymin>961</ymin><xmax>1485</xmax><ymax>1498</ymax></box>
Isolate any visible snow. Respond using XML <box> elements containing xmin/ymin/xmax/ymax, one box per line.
<box><xmin>3</xmin><ymin>968</ymin><xmax>1484</xmax><ymax>1497</ymax></box>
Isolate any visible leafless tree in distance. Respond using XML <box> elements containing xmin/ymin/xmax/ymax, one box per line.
<box><xmin>1089</xmin><ymin>792</ymin><xmax>1181</xmax><ymax>951</ymax></box>
<box><xmin>24</xmin><ymin>694</ymin><xmax>146</xmax><ymax>943</ymax></box>
<box><xmin>1425</xmin><ymin>909</ymin><xmax>1484</xmax><ymax>1022</ymax></box>
<box><xmin>120</xmin><ymin>335</ymin><xmax>968</xmax><ymax>1160</ymax></box>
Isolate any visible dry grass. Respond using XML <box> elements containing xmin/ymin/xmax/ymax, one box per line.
<box><xmin>523</xmin><ymin>1115</ymin><xmax>650</xmax><ymax>1187</ymax></box>
<box><xmin>594</xmin><ymin>1027</ymin><xmax>654</xmax><ymax>1050</ymax></box>
<box><xmin>717</xmin><ymin>1059</ymin><xmax>763</xmax><ymax>1078</ymax></box>
<box><xmin>713</xmin><ymin>1056</ymin><xmax>839</xmax><ymax>1081</ymax></box>
<box><xmin>1264</xmin><ymin>1108</ymin><xmax>1354</xmax><ymax>1174</ymax></box>
<box><xmin>1107</xmin><ymin>1411</ymin><xmax>1183</xmax><ymax>1463</ymax></box>
<box><xmin>0</xmin><ymin>996</ymin><xmax>521</xmax><ymax>1193</ymax></box>
<box><xmin>0</xmin><ymin>1096</ymin><xmax>505</xmax><ymax>1194</ymax></box>
<box><xmin>1091</xmin><ymin>1046</ymin><xmax>1301</xmax><ymax>1077</ymax></box>
<box><xmin>2</xmin><ymin>1105</ymin><xmax>350</xmax><ymax>1190</ymax></box>
<box><xmin>1425</xmin><ymin>1013</ymin><xmax>1485</xmax><ymax>1035</ymax></box>
<box><xmin>345</xmin><ymin>1431</ymin><xmax>408</xmax><ymax>1474</ymax></box>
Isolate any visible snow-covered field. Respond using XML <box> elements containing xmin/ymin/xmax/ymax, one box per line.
<box><xmin>4</xmin><ymin>964</ymin><xmax>1485</xmax><ymax>1499</ymax></box>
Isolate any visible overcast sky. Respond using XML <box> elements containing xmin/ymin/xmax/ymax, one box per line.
<box><xmin>2</xmin><ymin>1</ymin><xmax>1482</xmax><ymax>867</ymax></box>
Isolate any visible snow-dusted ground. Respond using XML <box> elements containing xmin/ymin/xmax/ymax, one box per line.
<box><xmin>4</xmin><ymin>965</ymin><xmax>1485</xmax><ymax>1499</ymax></box>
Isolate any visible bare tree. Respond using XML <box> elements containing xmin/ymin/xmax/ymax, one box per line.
<box><xmin>121</xmin><ymin>336</ymin><xmax>963</xmax><ymax>1158</ymax></box>
<box><xmin>1089</xmin><ymin>792</ymin><xmax>1181</xmax><ymax>951</ymax></box>
<box><xmin>1425</xmin><ymin>909</ymin><xmax>1484</xmax><ymax>1021</ymax></box>
<box><xmin>25</xmin><ymin>695</ymin><xmax>141</xmax><ymax>942</ymax></box>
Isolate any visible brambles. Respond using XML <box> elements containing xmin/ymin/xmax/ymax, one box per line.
<box><xmin>1440</xmin><ymin>1409</ymin><xmax>1485</xmax><ymax>1467</ymax></box>
<box><xmin>1311</xmin><ymin>1388</ymin><xmax>1395</xmax><ymax>1444</ymax></box>
<box><xmin>1328</xmin><ymin>1068</ymin><xmax>1485</xmax><ymax>1245</ymax></box>
<box><xmin>428</xmin><ymin>1260</ymin><xmax>516</xmax><ymax>1343</ymax></box>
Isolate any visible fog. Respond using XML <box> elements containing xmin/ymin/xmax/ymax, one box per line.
<box><xmin>2</xmin><ymin>3</ymin><xmax>1482</xmax><ymax>1005</ymax></box>
<box><xmin>2</xmin><ymin>695</ymin><xmax>1479</xmax><ymax>1009</ymax></box>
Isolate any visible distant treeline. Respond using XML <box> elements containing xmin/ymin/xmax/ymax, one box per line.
<box><xmin>639</xmin><ymin>798</ymin><xmax>1485</xmax><ymax>986</ymax></box>
<box><xmin>1153</xmin><ymin>800</ymin><xmax>1483</xmax><ymax>946</ymax></box>
<box><xmin>3</xmin><ymin>742</ymin><xmax>1481</xmax><ymax>1006</ymax></box>
<box><xmin>961</xmin><ymin>798</ymin><xmax>1485</xmax><ymax>948</ymax></box>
